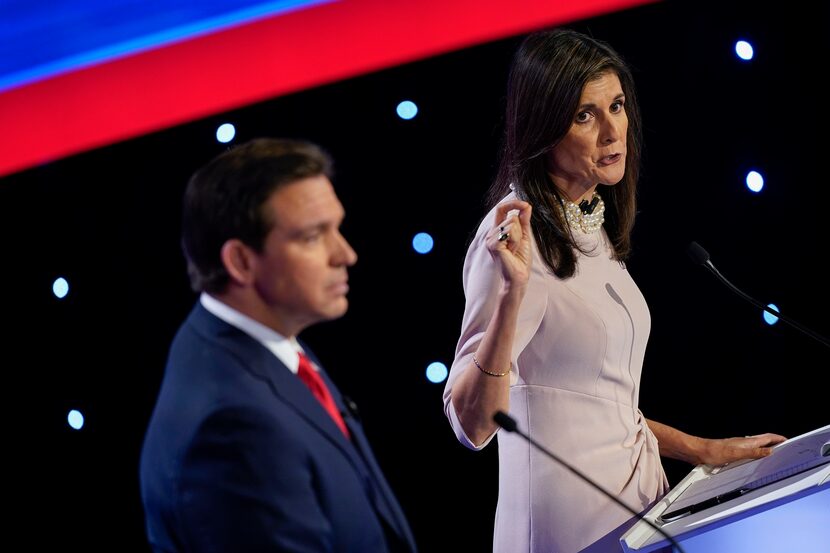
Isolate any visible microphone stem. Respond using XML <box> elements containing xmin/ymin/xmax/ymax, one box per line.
<box><xmin>706</xmin><ymin>263</ymin><xmax>830</xmax><ymax>348</ymax></box>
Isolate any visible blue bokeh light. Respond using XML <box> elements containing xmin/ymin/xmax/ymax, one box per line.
<box><xmin>426</xmin><ymin>362</ymin><xmax>448</xmax><ymax>384</ymax></box>
<box><xmin>216</xmin><ymin>122</ymin><xmax>236</xmax><ymax>143</ymax></box>
<box><xmin>396</xmin><ymin>100</ymin><xmax>418</xmax><ymax>120</ymax></box>
<box><xmin>67</xmin><ymin>409</ymin><xmax>84</xmax><ymax>430</ymax></box>
<box><xmin>763</xmin><ymin>303</ymin><xmax>780</xmax><ymax>325</ymax></box>
<box><xmin>735</xmin><ymin>40</ymin><xmax>754</xmax><ymax>61</ymax></box>
<box><xmin>53</xmin><ymin>277</ymin><xmax>69</xmax><ymax>299</ymax></box>
<box><xmin>412</xmin><ymin>232</ymin><xmax>434</xmax><ymax>254</ymax></box>
<box><xmin>746</xmin><ymin>170</ymin><xmax>764</xmax><ymax>193</ymax></box>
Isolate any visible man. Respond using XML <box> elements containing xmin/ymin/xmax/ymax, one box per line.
<box><xmin>140</xmin><ymin>138</ymin><xmax>417</xmax><ymax>552</ymax></box>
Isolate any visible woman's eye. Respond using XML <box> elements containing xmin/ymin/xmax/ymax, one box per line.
<box><xmin>575</xmin><ymin>111</ymin><xmax>591</xmax><ymax>123</ymax></box>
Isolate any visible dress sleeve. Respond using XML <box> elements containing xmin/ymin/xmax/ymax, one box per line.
<box><xmin>443</xmin><ymin>207</ymin><xmax>548</xmax><ymax>450</ymax></box>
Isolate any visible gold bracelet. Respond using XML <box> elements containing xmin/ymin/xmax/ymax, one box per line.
<box><xmin>472</xmin><ymin>354</ymin><xmax>510</xmax><ymax>377</ymax></box>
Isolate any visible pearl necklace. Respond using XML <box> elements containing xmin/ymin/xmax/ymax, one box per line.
<box><xmin>558</xmin><ymin>192</ymin><xmax>605</xmax><ymax>234</ymax></box>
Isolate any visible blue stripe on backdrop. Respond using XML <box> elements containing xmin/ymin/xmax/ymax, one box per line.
<box><xmin>0</xmin><ymin>0</ymin><xmax>331</xmax><ymax>92</ymax></box>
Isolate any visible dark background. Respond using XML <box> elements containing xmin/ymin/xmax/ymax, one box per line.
<box><xmin>3</xmin><ymin>0</ymin><xmax>828</xmax><ymax>550</ymax></box>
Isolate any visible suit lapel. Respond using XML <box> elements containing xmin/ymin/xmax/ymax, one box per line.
<box><xmin>190</xmin><ymin>304</ymin><xmax>414</xmax><ymax>552</ymax></box>
<box><xmin>189</xmin><ymin>304</ymin><xmax>364</xmax><ymax>469</ymax></box>
<box><xmin>301</xmin><ymin>346</ymin><xmax>415</xmax><ymax>552</ymax></box>
<box><xmin>341</xmin><ymin>411</ymin><xmax>417</xmax><ymax>552</ymax></box>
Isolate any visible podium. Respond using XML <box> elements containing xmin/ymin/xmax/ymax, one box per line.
<box><xmin>621</xmin><ymin>424</ymin><xmax>830</xmax><ymax>553</ymax></box>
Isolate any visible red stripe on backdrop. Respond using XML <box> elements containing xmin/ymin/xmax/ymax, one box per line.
<box><xmin>0</xmin><ymin>0</ymin><xmax>654</xmax><ymax>177</ymax></box>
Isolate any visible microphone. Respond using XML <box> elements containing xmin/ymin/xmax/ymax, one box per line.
<box><xmin>493</xmin><ymin>411</ymin><xmax>686</xmax><ymax>553</ymax></box>
<box><xmin>579</xmin><ymin>196</ymin><xmax>600</xmax><ymax>214</ymax></box>
<box><xmin>687</xmin><ymin>242</ymin><xmax>830</xmax><ymax>348</ymax></box>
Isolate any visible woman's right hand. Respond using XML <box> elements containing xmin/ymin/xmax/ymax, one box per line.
<box><xmin>486</xmin><ymin>200</ymin><xmax>533</xmax><ymax>291</ymax></box>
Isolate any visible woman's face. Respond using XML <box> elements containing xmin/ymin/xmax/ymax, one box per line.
<box><xmin>548</xmin><ymin>71</ymin><xmax>628</xmax><ymax>202</ymax></box>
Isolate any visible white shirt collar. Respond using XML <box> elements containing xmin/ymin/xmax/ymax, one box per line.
<box><xmin>199</xmin><ymin>292</ymin><xmax>306</xmax><ymax>374</ymax></box>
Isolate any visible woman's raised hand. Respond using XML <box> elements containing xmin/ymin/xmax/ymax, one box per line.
<box><xmin>486</xmin><ymin>200</ymin><xmax>533</xmax><ymax>291</ymax></box>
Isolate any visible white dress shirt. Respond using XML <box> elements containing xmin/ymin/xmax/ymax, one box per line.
<box><xmin>200</xmin><ymin>292</ymin><xmax>311</xmax><ymax>374</ymax></box>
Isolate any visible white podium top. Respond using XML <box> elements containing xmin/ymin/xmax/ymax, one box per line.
<box><xmin>621</xmin><ymin>424</ymin><xmax>830</xmax><ymax>552</ymax></box>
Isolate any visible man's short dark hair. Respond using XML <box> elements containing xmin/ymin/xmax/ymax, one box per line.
<box><xmin>181</xmin><ymin>138</ymin><xmax>333</xmax><ymax>294</ymax></box>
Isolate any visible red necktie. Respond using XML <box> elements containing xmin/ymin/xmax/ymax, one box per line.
<box><xmin>296</xmin><ymin>352</ymin><xmax>350</xmax><ymax>439</ymax></box>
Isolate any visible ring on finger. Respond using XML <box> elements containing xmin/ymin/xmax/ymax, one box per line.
<box><xmin>498</xmin><ymin>231</ymin><xmax>510</xmax><ymax>242</ymax></box>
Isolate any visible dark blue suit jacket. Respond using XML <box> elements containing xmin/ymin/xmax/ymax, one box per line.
<box><xmin>140</xmin><ymin>302</ymin><xmax>417</xmax><ymax>553</ymax></box>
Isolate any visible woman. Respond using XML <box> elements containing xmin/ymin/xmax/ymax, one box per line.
<box><xmin>443</xmin><ymin>29</ymin><xmax>785</xmax><ymax>553</ymax></box>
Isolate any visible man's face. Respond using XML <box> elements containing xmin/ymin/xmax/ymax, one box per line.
<box><xmin>251</xmin><ymin>175</ymin><xmax>357</xmax><ymax>334</ymax></box>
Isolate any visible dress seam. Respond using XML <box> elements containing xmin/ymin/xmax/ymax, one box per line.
<box><xmin>521</xmin><ymin>386</ymin><xmax>533</xmax><ymax>552</ymax></box>
<box><xmin>511</xmin><ymin>383</ymin><xmax>635</xmax><ymax>409</ymax></box>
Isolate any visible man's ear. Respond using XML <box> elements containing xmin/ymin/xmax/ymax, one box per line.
<box><xmin>220</xmin><ymin>239</ymin><xmax>256</xmax><ymax>286</ymax></box>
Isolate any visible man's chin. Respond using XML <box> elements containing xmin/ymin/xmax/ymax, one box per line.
<box><xmin>321</xmin><ymin>298</ymin><xmax>349</xmax><ymax>321</ymax></box>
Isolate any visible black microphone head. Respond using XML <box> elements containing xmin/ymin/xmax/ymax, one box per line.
<box><xmin>493</xmin><ymin>411</ymin><xmax>517</xmax><ymax>432</ymax></box>
<box><xmin>687</xmin><ymin>241</ymin><xmax>710</xmax><ymax>266</ymax></box>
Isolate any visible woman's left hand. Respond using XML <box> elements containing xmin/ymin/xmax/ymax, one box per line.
<box><xmin>699</xmin><ymin>433</ymin><xmax>788</xmax><ymax>466</ymax></box>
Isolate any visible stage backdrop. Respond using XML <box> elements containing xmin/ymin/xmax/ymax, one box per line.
<box><xmin>2</xmin><ymin>1</ymin><xmax>827</xmax><ymax>551</ymax></box>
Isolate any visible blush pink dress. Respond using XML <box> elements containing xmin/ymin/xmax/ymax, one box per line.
<box><xmin>444</xmin><ymin>195</ymin><xmax>669</xmax><ymax>553</ymax></box>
